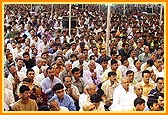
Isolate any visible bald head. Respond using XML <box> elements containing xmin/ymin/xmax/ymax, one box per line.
<box><xmin>82</xmin><ymin>102</ymin><xmax>95</xmax><ymax>111</ymax></box>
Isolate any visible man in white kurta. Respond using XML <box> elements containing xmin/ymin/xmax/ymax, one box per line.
<box><xmin>109</xmin><ymin>77</ymin><xmax>134</xmax><ymax>111</ymax></box>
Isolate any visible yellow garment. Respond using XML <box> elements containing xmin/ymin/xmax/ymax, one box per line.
<box><xmin>12</xmin><ymin>99</ymin><xmax>38</xmax><ymax>111</ymax></box>
<box><xmin>139</xmin><ymin>81</ymin><xmax>154</xmax><ymax>97</ymax></box>
<box><xmin>101</xmin><ymin>68</ymin><xmax>122</xmax><ymax>83</ymax></box>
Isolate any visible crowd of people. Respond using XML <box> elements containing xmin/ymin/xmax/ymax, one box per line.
<box><xmin>4</xmin><ymin>4</ymin><xmax>164</xmax><ymax>111</ymax></box>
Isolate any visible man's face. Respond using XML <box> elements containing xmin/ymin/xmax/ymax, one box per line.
<box><xmin>151</xmin><ymin>103</ymin><xmax>160</xmax><ymax>111</ymax></box>
<box><xmin>88</xmin><ymin>85</ymin><xmax>96</xmax><ymax>96</ymax></box>
<box><xmin>111</xmin><ymin>63</ymin><xmax>118</xmax><ymax>70</ymax></box>
<box><xmin>27</xmin><ymin>71</ymin><xmax>35</xmax><ymax>80</ymax></box>
<box><xmin>22</xmin><ymin>81</ymin><xmax>30</xmax><ymax>87</ymax></box>
<box><xmin>158</xmin><ymin>96</ymin><xmax>164</xmax><ymax>108</ymax></box>
<box><xmin>135</xmin><ymin>85</ymin><xmax>143</xmax><ymax>97</ymax></box>
<box><xmin>50</xmin><ymin>100</ymin><xmax>60</xmax><ymax>111</ymax></box>
<box><xmin>157</xmin><ymin>79</ymin><xmax>164</xmax><ymax>90</ymax></box>
<box><xmin>23</xmin><ymin>55</ymin><xmax>30</xmax><ymax>61</ymax></box>
<box><xmin>47</xmin><ymin>69</ymin><xmax>54</xmax><ymax>79</ymax></box>
<box><xmin>127</xmin><ymin>72</ymin><xmax>134</xmax><ymax>83</ymax></box>
<box><xmin>92</xmin><ymin>102</ymin><xmax>100</xmax><ymax>109</ymax></box>
<box><xmin>7</xmin><ymin>54</ymin><xmax>13</xmax><ymax>62</ymax></box>
<box><xmin>64</xmin><ymin>77</ymin><xmax>72</xmax><ymax>88</ymax></box>
<box><xmin>55</xmin><ymin>89</ymin><xmax>65</xmax><ymax>100</ymax></box>
<box><xmin>121</xmin><ymin>78</ymin><xmax>130</xmax><ymax>91</ymax></box>
<box><xmin>73</xmin><ymin>71</ymin><xmax>81</xmax><ymax>79</ymax></box>
<box><xmin>21</xmin><ymin>91</ymin><xmax>31</xmax><ymax>100</ymax></box>
<box><xmin>101</xmin><ymin>61</ymin><xmax>108</xmax><ymax>69</ymax></box>
<box><xmin>138</xmin><ymin>103</ymin><xmax>146</xmax><ymax>111</ymax></box>
<box><xmin>65</xmin><ymin>64</ymin><xmax>72</xmax><ymax>72</ymax></box>
<box><xmin>17</xmin><ymin>59</ymin><xmax>24</xmax><ymax>67</ymax></box>
<box><xmin>143</xmin><ymin>73</ymin><xmax>150</xmax><ymax>84</ymax></box>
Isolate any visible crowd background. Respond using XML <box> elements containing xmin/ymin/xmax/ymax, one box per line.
<box><xmin>3</xmin><ymin>4</ymin><xmax>164</xmax><ymax>111</ymax></box>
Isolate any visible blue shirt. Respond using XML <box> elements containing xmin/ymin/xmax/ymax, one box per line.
<box><xmin>41</xmin><ymin>77</ymin><xmax>62</xmax><ymax>99</ymax></box>
<box><xmin>50</xmin><ymin>94</ymin><xmax>76</xmax><ymax>111</ymax></box>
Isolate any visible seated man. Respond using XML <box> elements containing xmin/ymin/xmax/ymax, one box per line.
<box><xmin>134</xmin><ymin>97</ymin><xmax>146</xmax><ymax>111</ymax></box>
<box><xmin>12</xmin><ymin>85</ymin><xmax>38</xmax><ymax>111</ymax></box>
<box><xmin>147</xmin><ymin>98</ymin><xmax>160</xmax><ymax>111</ymax></box>
<box><xmin>48</xmin><ymin>98</ymin><xmax>69</xmax><ymax>111</ymax></box>
<box><xmin>49</xmin><ymin>83</ymin><xmax>76</xmax><ymax>111</ymax></box>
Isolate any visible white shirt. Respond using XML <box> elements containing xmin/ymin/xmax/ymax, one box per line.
<box><xmin>60</xmin><ymin>106</ymin><xmax>69</xmax><ymax>111</ymax></box>
<box><xmin>118</xmin><ymin>64</ymin><xmax>136</xmax><ymax>78</ymax></box>
<box><xmin>72</xmin><ymin>60</ymin><xmax>88</xmax><ymax>72</ymax></box>
<box><xmin>65</xmin><ymin>49</ymin><xmax>76</xmax><ymax>59</ymax></box>
<box><xmin>4</xmin><ymin>88</ymin><xmax>15</xmax><ymax>108</ymax></box>
<box><xmin>128</xmin><ymin>57</ymin><xmax>137</xmax><ymax>66</ymax></box>
<box><xmin>37</xmin><ymin>42</ymin><xmax>49</xmax><ymax>55</ymax></box>
<box><xmin>4</xmin><ymin>77</ymin><xmax>13</xmax><ymax>92</ymax></box>
<box><xmin>32</xmin><ymin>65</ymin><xmax>42</xmax><ymax>77</ymax></box>
<box><xmin>7</xmin><ymin>72</ymin><xmax>27</xmax><ymax>85</ymax></box>
<box><xmin>79</xmin><ymin>93</ymin><xmax>90</xmax><ymax>108</ymax></box>
<box><xmin>109</xmin><ymin>84</ymin><xmax>134</xmax><ymax>111</ymax></box>
<box><xmin>35</xmin><ymin>73</ymin><xmax>46</xmax><ymax>83</ymax></box>
<box><xmin>83</xmin><ymin>69</ymin><xmax>101</xmax><ymax>86</ymax></box>
<box><xmin>16</xmin><ymin>66</ymin><xmax>27</xmax><ymax>73</ymax></box>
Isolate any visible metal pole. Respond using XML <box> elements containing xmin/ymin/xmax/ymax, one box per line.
<box><xmin>31</xmin><ymin>4</ymin><xmax>32</xmax><ymax>12</ymax></box>
<box><xmin>159</xmin><ymin>4</ymin><xmax>163</xmax><ymax>27</ymax></box>
<box><xmin>69</xmin><ymin>4</ymin><xmax>71</xmax><ymax>37</ymax></box>
<box><xmin>152</xmin><ymin>4</ymin><xmax>154</xmax><ymax>15</ymax></box>
<box><xmin>106</xmin><ymin>4</ymin><xmax>111</xmax><ymax>56</ymax></box>
<box><xmin>51</xmin><ymin>4</ymin><xmax>53</xmax><ymax>17</ymax></box>
<box><xmin>123</xmin><ymin>4</ymin><xmax>125</xmax><ymax>16</ymax></box>
<box><xmin>99</xmin><ymin>4</ymin><xmax>101</xmax><ymax>13</ymax></box>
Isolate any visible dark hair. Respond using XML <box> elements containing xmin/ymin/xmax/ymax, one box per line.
<box><xmin>100</xmin><ymin>57</ymin><xmax>108</xmax><ymax>63</ymax></box>
<box><xmin>52</xmin><ymin>83</ymin><xmax>64</xmax><ymax>91</ymax></box>
<box><xmin>110</xmin><ymin>50</ymin><xmax>117</xmax><ymax>56</ymax></box>
<box><xmin>72</xmin><ymin>67</ymin><xmax>80</xmax><ymax>74</ymax></box>
<box><xmin>23</xmin><ymin>52</ymin><xmax>30</xmax><ymax>57</ymax></box>
<box><xmin>111</xmin><ymin>59</ymin><xmax>118</xmax><ymax>65</ymax></box>
<box><xmin>63</xmin><ymin>76</ymin><xmax>71</xmax><ymax>82</ymax></box>
<box><xmin>121</xmin><ymin>56</ymin><xmax>128</xmax><ymax>64</ymax></box>
<box><xmin>126</xmin><ymin>70</ymin><xmax>134</xmax><ymax>76</ymax></box>
<box><xmin>82</xmin><ymin>49</ymin><xmax>88</xmax><ymax>54</ymax></box>
<box><xmin>147</xmin><ymin>98</ymin><xmax>158</xmax><ymax>109</ymax></box>
<box><xmin>134</xmin><ymin>59</ymin><xmax>141</xmax><ymax>65</ymax></box>
<box><xmin>96</xmin><ymin>89</ymin><xmax>104</xmax><ymax>97</ymax></box>
<box><xmin>134</xmin><ymin>97</ymin><xmax>145</xmax><ymax>107</ymax></box>
<box><xmin>6</xmin><ymin>52</ymin><xmax>13</xmax><ymax>59</ymax></box>
<box><xmin>19</xmin><ymin>85</ymin><xmax>30</xmax><ymax>94</ymax></box>
<box><xmin>156</xmin><ymin>77</ymin><xmax>164</xmax><ymax>83</ymax></box>
<box><xmin>108</xmin><ymin>71</ymin><xmax>117</xmax><ymax>77</ymax></box>
<box><xmin>147</xmin><ymin>59</ymin><xmax>154</xmax><ymax>66</ymax></box>
<box><xmin>100</xmin><ymin>48</ymin><xmax>106</xmax><ymax>53</ymax></box>
<box><xmin>154</xmin><ymin>93</ymin><xmax>164</xmax><ymax>99</ymax></box>
<box><xmin>32</xmin><ymin>85</ymin><xmax>42</xmax><ymax>92</ymax></box>
<box><xmin>22</xmin><ymin>78</ymin><xmax>31</xmax><ymax>83</ymax></box>
<box><xmin>46</xmin><ymin>66</ymin><xmax>53</xmax><ymax>74</ymax></box>
<box><xmin>90</xmin><ymin>93</ymin><xmax>102</xmax><ymax>103</ymax></box>
<box><xmin>128</xmin><ymin>49</ymin><xmax>134</xmax><ymax>56</ymax></box>
<box><xmin>26</xmin><ymin>69</ymin><xmax>35</xmax><ymax>75</ymax></box>
<box><xmin>142</xmin><ymin>70</ymin><xmax>150</xmax><ymax>77</ymax></box>
<box><xmin>38</xmin><ymin>105</ymin><xmax>50</xmax><ymax>111</ymax></box>
<box><xmin>54</xmin><ymin>55</ymin><xmax>62</xmax><ymax>61</ymax></box>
